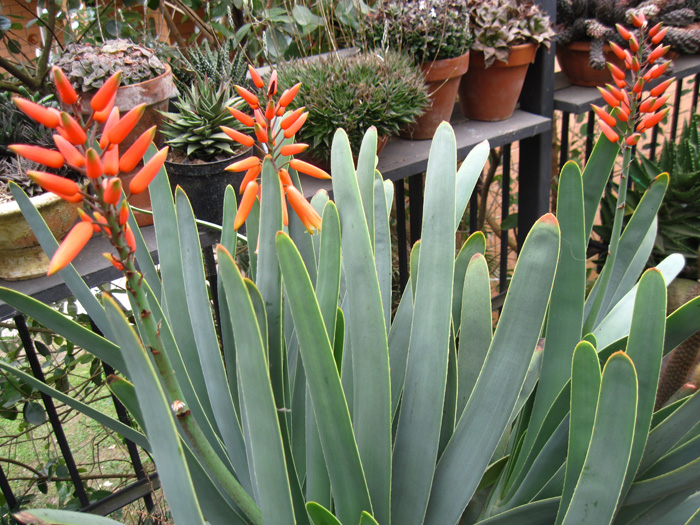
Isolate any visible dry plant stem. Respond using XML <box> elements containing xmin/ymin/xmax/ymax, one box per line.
<box><xmin>158</xmin><ymin>3</ymin><xmax>187</xmax><ymax>52</ymax></box>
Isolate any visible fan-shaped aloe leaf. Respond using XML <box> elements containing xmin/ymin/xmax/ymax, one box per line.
<box><xmin>356</xmin><ymin>126</ymin><xmax>377</xmax><ymax>243</ymax></box>
<box><xmin>582</xmin><ymin>136</ymin><xmax>619</xmax><ymax>239</ymax></box>
<box><xmin>452</xmin><ymin>231</ymin><xmax>487</xmax><ymax>331</ymax></box>
<box><xmin>475</xmin><ymin>497</ymin><xmax>560</xmax><ymax>524</ymax></box>
<box><xmin>13</xmin><ymin>509</ymin><xmax>124</xmax><ymax>524</ymax></box>
<box><xmin>456</xmin><ymin>140</ymin><xmax>490</xmax><ymax>229</ymax></box>
<box><xmin>389</xmin><ymin>282</ymin><xmax>413</xmax><ymax>417</ymax></box>
<box><xmin>306</xmin><ymin>502</ymin><xmax>342</xmax><ymax>525</ymax></box>
<box><xmin>625</xmin><ymin>457</ymin><xmax>700</xmax><ymax>505</ymax></box>
<box><xmin>374</xmin><ymin>174</ymin><xmax>392</xmax><ymax>331</ymax></box>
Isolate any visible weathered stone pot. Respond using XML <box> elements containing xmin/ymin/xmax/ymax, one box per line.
<box><xmin>0</xmin><ymin>192</ymin><xmax>82</xmax><ymax>281</ymax></box>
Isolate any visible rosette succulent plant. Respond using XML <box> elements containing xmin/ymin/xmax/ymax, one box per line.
<box><xmin>170</xmin><ymin>38</ymin><xmax>247</xmax><ymax>94</ymax></box>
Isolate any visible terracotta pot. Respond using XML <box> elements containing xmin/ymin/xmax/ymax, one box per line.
<box><xmin>400</xmin><ymin>51</ymin><xmax>471</xmax><ymax>140</ymax></box>
<box><xmin>459</xmin><ymin>43</ymin><xmax>538</xmax><ymax>122</ymax></box>
<box><xmin>555</xmin><ymin>42</ymin><xmax>626</xmax><ymax>87</ymax></box>
<box><xmin>0</xmin><ymin>192</ymin><xmax>82</xmax><ymax>281</ymax></box>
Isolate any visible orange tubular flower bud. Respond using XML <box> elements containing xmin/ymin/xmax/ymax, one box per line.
<box><xmin>103</xmin><ymin>253</ymin><xmax>124</xmax><ymax>271</ymax></box>
<box><xmin>597</xmin><ymin>86</ymin><xmax>621</xmax><ymax>107</ymax></box>
<box><xmin>91</xmin><ymin>71</ymin><xmax>122</xmax><ymax>112</ymax></box>
<box><xmin>284</xmin><ymin>112</ymin><xmax>309</xmax><ymax>139</ymax></box>
<box><xmin>280</xmin><ymin>143</ymin><xmax>309</xmax><ymax>157</ymax></box>
<box><xmin>108</xmin><ymin>104</ymin><xmax>146</xmax><ymax>145</ymax></box>
<box><xmin>125</xmin><ymin>224</ymin><xmax>136</xmax><ymax>252</ymax></box>
<box><xmin>52</xmin><ymin>67</ymin><xmax>79</xmax><ymax>105</ymax></box>
<box><xmin>249</xmin><ymin>65</ymin><xmax>264</xmax><ymax>89</ymax></box>
<box><xmin>234</xmin><ymin>85</ymin><xmax>260</xmax><ymax>109</ymax></box>
<box><xmin>234</xmin><ymin>179</ymin><xmax>259</xmax><ymax>230</ymax></box>
<box><xmin>265</xmin><ymin>100</ymin><xmax>275</xmax><ymax>121</ymax></box>
<box><xmin>100</xmin><ymin>107</ymin><xmax>120</xmax><ymax>149</ymax></box>
<box><xmin>276</xmin><ymin>103</ymin><xmax>286</xmax><ymax>116</ymax></box>
<box><xmin>93</xmin><ymin>211</ymin><xmax>109</xmax><ymax>234</ymax></box>
<box><xmin>285</xmin><ymin>184</ymin><xmax>322</xmax><ymax>233</ymax></box>
<box><xmin>630</xmin><ymin>56</ymin><xmax>641</xmax><ymax>72</ymax></box>
<box><xmin>267</xmin><ymin>70</ymin><xmax>278</xmax><ymax>97</ymax></box>
<box><xmin>102</xmin><ymin>177</ymin><xmax>122</xmax><ymax>205</ymax></box>
<box><xmin>240</xmin><ymin>164</ymin><xmax>262</xmax><ymax>194</ymax></box>
<box><xmin>79</xmin><ymin>208</ymin><xmax>101</xmax><ymax>233</ymax></box>
<box><xmin>628</xmin><ymin>35</ymin><xmax>639</xmax><ymax>53</ymax></box>
<box><xmin>640</xmin><ymin>108</ymin><xmax>670</xmax><ymax>130</ymax></box>
<box><xmin>609</xmin><ymin>42</ymin><xmax>627</xmax><ymax>61</ymax></box>
<box><xmin>13</xmin><ymin>98</ymin><xmax>60</xmax><ymax>128</ymax></box>
<box><xmin>59</xmin><ymin>112</ymin><xmax>87</xmax><ymax>145</ymax></box>
<box><xmin>93</xmin><ymin>93</ymin><xmax>116</xmax><ymax>123</ymax></box>
<box><xmin>226</xmin><ymin>156</ymin><xmax>261</xmax><ymax>173</ymax></box>
<box><xmin>591</xmin><ymin>104</ymin><xmax>617</xmax><ymax>128</ymax></box>
<box><xmin>649</xmin><ymin>22</ymin><xmax>663</xmax><ymax>38</ymax></box>
<box><xmin>221</xmin><ymin>126</ymin><xmax>255</xmax><ymax>147</ymax></box>
<box><xmin>119</xmin><ymin>200</ymin><xmax>129</xmax><ymax>226</ymax></box>
<box><xmin>254</xmin><ymin>123</ymin><xmax>269</xmax><ymax>143</ymax></box>
<box><xmin>607</xmin><ymin>63</ymin><xmax>626</xmax><ymax>81</ymax></box>
<box><xmin>651</xmin><ymin>27</ymin><xmax>668</xmax><ymax>45</ymax></box>
<box><xmin>278</xmin><ymin>168</ymin><xmax>293</xmax><ymax>186</ymax></box>
<box><xmin>631</xmin><ymin>12</ymin><xmax>645</xmax><ymax>28</ymax></box>
<box><xmin>632</xmin><ymin>78</ymin><xmax>644</xmax><ymax>95</ymax></box>
<box><xmin>605</xmin><ymin>83</ymin><xmax>624</xmax><ymax>101</ymax></box>
<box><xmin>639</xmin><ymin>97</ymin><xmax>656</xmax><ymax>113</ymax></box>
<box><xmin>648</xmin><ymin>45</ymin><xmax>670</xmax><ymax>64</ymax></box>
<box><xmin>228</xmin><ymin>107</ymin><xmax>255</xmax><ymax>127</ymax></box>
<box><xmin>650</xmin><ymin>78</ymin><xmax>674</xmax><ymax>98</ymax></box>
<box><xmin>53</xmin><ymin>135</ymin><xmax>85</xmax><ymax>169</ymax></box>
<box><xmin>625</xmin><ymin>133</ymin><xmax>641</xmax><ymax>146</ymax></box>
<box><xmin>254</xmin><ymin>108</ymin><xmax>267</xmax><ymax>128</ymax></box>
<box><xmin>129</xmin><ymin>146</ymin><xmax>168</xmax><ymax>195</ymax></box>
<box><xmin>281</xmin><ymin>187</ymin><xmax>289</xmax><ymax>227</ymax></box>
<box><xmin>54</xmin><ymin>191</ymin><xmax>84</xmax><ymax>204</ymax></box>
<box><xmin>289</xmin><ymin>158</ymin><xmax>331</xmax><ymax>179</ymax></box>
<box><xmin>47</xmin><ymin>221</ymin><xmax>93</xmax><ymax>275</ymax></box>
<box><xmin>103</xmin><ymin>145</ymin><xmax>119</xmax><ymax>176</ymax></box>
<box><xmin>649</xmin><ymin>61</ymin><xmax>670</xmax><ymax>79</ymax></box>
<box><xmin>614</xmin><ymin>105</ymin><xmax>629</xmax><ymax>122</ymax></box>
<box><xmin>86</xmin><ymin>148</ymin><xmax>103</xmax><ymax>179</ymax></box>
<box><xmin>120</xmin><ymin>126</ymin><xmax>156</xmax><ymax>173</ymax></box>
<box><xmin>27</xmin><ymin>170</ymin><xmax>80</xmax><ymax>197</ymax></box>
<box><xmin>598</xmin><ymin>120</ymin><xmax>619</xmax><ymax>143</ymax></box>
<box><xmin>279</xmin><ymin>83</ymin><xmax>302</xmax><ymax>108</ymax></box>
<box><xmin>616</xmin><ymin>24</ymin><xmax>632</xmax><ymax>40</ymax></box>
<box><xmin>9</xmin><ymin>145</ymin><xmax>65</xmax><ymax>169</ymax></box>
<box><xmin>614</xmin><ymin>77</ymin><xmax>627</xmax><ymax>89</ymax></box>
<box><xmin>650</xmin><ymin>94</ymin><xmax>670</xmax><ymax>112</ymax></box>
<box><xmin>280</xmin><ymin>107</ymin><xmax>306</xmax><ymax>129</ymax></box>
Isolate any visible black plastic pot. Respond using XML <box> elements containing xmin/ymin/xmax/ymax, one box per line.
<box><xmin>165</xmin><ymin>148</ymin><xmax>251</xmax><ymax>225</ymax></box>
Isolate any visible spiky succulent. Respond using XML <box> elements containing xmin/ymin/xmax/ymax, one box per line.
<box><xmin>170</xmin><ymin>39</ymin><xmax>247</xmax><ymax>94</ymax></box>
<box><xmin>0</xmin><ymin>89</ymin><xmax>56</xmax><ymax>156</ymax></box>
<box><xmin>160</xmin><ymin>79</ymin><xmax>245</xmax><ymax>161</ymax></box>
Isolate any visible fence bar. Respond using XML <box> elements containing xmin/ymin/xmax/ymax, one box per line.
<box><xmin>469</xmin><ymin>191</ymin><xmax>478</xmax><ymax>234</ymax></box>
<box><xmin>585</xmin><ymin>110</ymin><xmax>595</xmax><ymax>161</ymax></box>
<box><xmin>559</xmin><ymin>111</ymin><xmax>570</xmax><ymax>171</ymax></box>
<box><xmin>692</xmin><ymin>73</ymin><xmax>699</xmax><ymax>114</ymax></box>
<box><xmin>408</xmin><ymin>174</ymin><xmax>423</xmax><ymax>245</ymax></box>
<box><xmin>650</xmin><ymin>122</ymin><xmax>659</xmax><ymax>161</ymax></box>
<box><xmin>80</xmin><ymin>473</ymin><xmax>160</xmax><ymax>517</ymax></box>
<box><xmin>13</xmin><ymin>315</ymin><xmax>90</xmax><ymax>507</ymax></box>
<box><xmin>500</xmin><ymin>145</ymin><xmax>511</xmax><ymax>293</ymax></box>
<box><xmin>0</xmin><ymin>462</ymin><xmax>18</xmax><ymax>512</ymax></box>
<box><xmin>671</xmin><ymin>78</ymin><xmax>683</xmax><ymax>142</ymax></box>
<box><xmin>394</xmin><ymin>180</ymin><xmax>408</xmax><ymax>291</ymax></box>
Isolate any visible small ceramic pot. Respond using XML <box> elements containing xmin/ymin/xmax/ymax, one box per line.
<box><xmin>555</xmin><ymin>42</ymin><xmax>626</xmax><ymax>87</ymax></box>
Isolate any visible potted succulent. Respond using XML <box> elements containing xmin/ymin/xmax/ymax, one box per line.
<box><xmin>276</xmin><ymin>49</ymin><xmax>429</xmax><ymax>166</ymax></box>
<box><xmin>160</xmin><ymin>75</ymin><xmax>250</xmax><ymax>225</ymax></box>
<box><xmin>369</xmin><ymin>0</ymin><xmax>472</xmax><ymax>139</ymax></box>
<box><xmin>459</xmin><ymin>0</ymin><xmax>555</xmax><ymax>121</ymax></box>
<box><xmin>555</xmin><ymin>0</ymin><xmax>698</xmax><ymax>86</ymax></box>
<box><xmin>0</xmin><ymin>91</ymin><xmax>83</xmax><ymax>280</ymax></box>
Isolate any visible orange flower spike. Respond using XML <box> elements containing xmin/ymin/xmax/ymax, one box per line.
<box><xmin>609</xmin><ymin>42</ymin><xmax>627</xmax><ymax>61</ymax></box>
<box><xmin>13</xmin><ymin>98</ymin><xmax>60</xmax><ymax>128</ymax></box>
<box><xmin>91</xmin><ymin>71</ymin><xmax>122</xmax><ymax>112</ymax></box>
<box><xmin>628</xmin><ymin>34</ymin><xmax>639</xmax><ymax>53</ymax></box>
<box><xmin>607</xmin><ymin>63</ymin><xmax>626</xmax><ymax>81</ymax></box>
<box><xmin>234</xmin><ymin>85</ymin><xmax>260</xmax><ymax>109</ymax></box>
<box><xmin>120</xmin><ymin>126</ymin><xmax>156</xmax><ymax>173</ymax></box>
<box><xmin>234</xmin><ymin>179</ymin><xmax>259</xmax><ymax>230</ymax></box>
<box><xmin>599</xmin><ymin>120</ymin><xmax>620</xmax><ymax>143</ymax></box>
<box><xmin>59</xmin><ymin>112</ymin><xmax>87</xmax><ymax>145</ymax></box>
<box><xmin>52</xmin><ymin>67</ymin><xmax>79</xmax><ymax>105</ymax></box>
<box><xmin>26</xmin><ymin>170</ymin><xmax>80</xmax><ymax>196</ymax></box>
<box><xmin>103</xmin><ymin>144</ymin><xmax>119</xmax><ymax>176</ymax></box>
<box><xmin>265</xmin><ymin>100</ymin><xmax>275</xmax><ymax>121</ymax></box>
<box><xmin>648</xmin><ymin>45</ymin><xmax>670</xmax><ymax>64</ymax></box>
<box><xmin>268</xmin><ymin>70</ymin><xmax>278</xmax><ymax>97</ymax></box>
<box><xmin>651</xmin><ymin>27</ymin><xmax>668</xmax><ymax>45</ymax></box>
<box><xmin>280</xmin><ymin>143</ymin><xmax>309</xmax><ymax>157</ymax></box>
<box><xmin>591</xmin><ymin>105</ymin><xmax>617</xmax><ymax>128</ymax></box>
<box><xmin>240</xmin><ymin>164</ymin><xmax>262</xmax><ymax>194</ymax></box>
<box><xmin>249</xmin><ymin>65</ymin><xmax>264</xmax><ymax>89</ymax></box>
<box><xmin>625</xmin><ymin>133</ymin><xmax>641</xmax><ymax>146</ymax></box>
<box><xmin>283</xmin><ymin>111</ymin><xmax>309</xmax><ymax>139</ymax></box>
<box><xmin>102</xmin><ymin>177</ymin><xmax>122</xmax><ymax>205</ymax></box>
<box><xmin>228</xmin><ymin>107</ymin><xmax>255</xmax><ymax>127</ymax></box>
<box><xmin>93</xmin><ymin>93</ymin><xmax>116</xmax><ymax>123</ymax></box>
<box><xmin>278</xmin><ymin>82</ymin><xmax>302</xmax><ymax>108</ymax></box>
<box><xmin>100</xmin><ymin>107</ymin><xmax>120</xmax><ymax>149</ymax></box>
<box><xmin>124</xmin><ymin>224</ymin><xmax>136</xmax><ymax>252</ymax></box>
<box><xmin>47</xmin><ymin>221</ymin><xmax>93</xmax><ymax>275</ymax></box>
<box><xmin>85</xmin><ymin>148</ymin><xmax>103</xmax><ymax>179</ymax></box>
<box><xmin>285</xmin><ymin>184</ymin><xmax>322</xmax><ymax>233</ymax></box>
<box><xmin>119</xmin><ymin>200</ymin><xmax>129</xmax><ymax>226</ymax></box>
<box><xmin>616</xmin><ymin>24</ymin><xmax>632</xmax><ymax>40</ymax></box>
<box><xmin>597</xmin><ymin>86</ymin><xmax>621</xmax><ymax>108</ymax></box>
<box><xmin>280</xmin><ymin>107</ymin><xmax>306</xmax><ymax>130</ymax></box>
<box><xmin>254</xmin><ymin>108</ymin><xmax>267</xmax><ymax>128</ymax></box>
<box><xmin>103</xmin><ymin>253</ymin><xmax>125</xmax><ymax>271</ymax></box>
<box><xmin>631</xmin><ymin>12</ymin><xmax>645</xmax><ymax>28</ymax></box>
<box><xmin>226</xmin><ymin>156</ymin><xmax>261</xmax><ymax>173</ymax></box>
<box><xmin>9</xmin><ymin>145</ymin><xmax>65</xmax><ymax>169</ymax></box>
<box><xmin>53</xmin><ymin>135</ymin><xmax>85</xmax><ymax>169</ymax></box>
<box><xmin>289</xmin><ymin>158</ymin><xmax>331</xmax><ymax>179</ymax></box>
<box><xmin>278</xmin><ymin>168</ymin><xmax>293</xmax><ymax>186</ymax></box>
<box><xmin>254</xmin><ymin>123</ymin><xmax>269</xmax><ymax>144</ymax></box>
<box><xmin>650</xmin><ymin>78</ymin><xmax>674</xmax><ymax>98</ymax></box>
<box><xmin>221</xmin><ymin>126</ymin><xmax>255</xmax><ymax>147</ymax></box>
<box><xmin>108</xmin><ymin>104</ymin><xmax>146</xmax><ymax>145</ymax></box>
<box><xmin>129</xmin><ymin>146</ymin><xmax>169</xmax><ymax>195</ymax></box>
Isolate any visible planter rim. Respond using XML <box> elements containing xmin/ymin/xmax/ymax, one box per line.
<box><xmin>420</xmin><ymin>50</ymin><xmax>471</xmax><ymax>82</ymax></box>
<box><xmin>164</xmin><ymin>146</ymin><xmax>251</xmax><ymax>173</ymax></box>
<box><xmin>470</xmin><ymin>43</ymin><xmax>539</xmax><ymax>69</ymax></box>
<box><xmin>0</xmin><ymin>190</ymin><xmax>67</xmax><ymax>217</ymax></box>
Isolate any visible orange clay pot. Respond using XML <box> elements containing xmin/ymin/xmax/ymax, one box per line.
<box><xmin>555</xmin><ymin>41</ymin><xmax>626</xmax><ymax>87</ymax></box>
<box><xmin>459</xmin><ymin>43</ymin><xmax>538</xmax><ymax>122</ymax></box>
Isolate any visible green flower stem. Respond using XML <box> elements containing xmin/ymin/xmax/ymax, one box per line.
<box><xmin>105</xmin><ymin>213</ymin><xmax>262</xmax><ymax>525</ymax></box>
